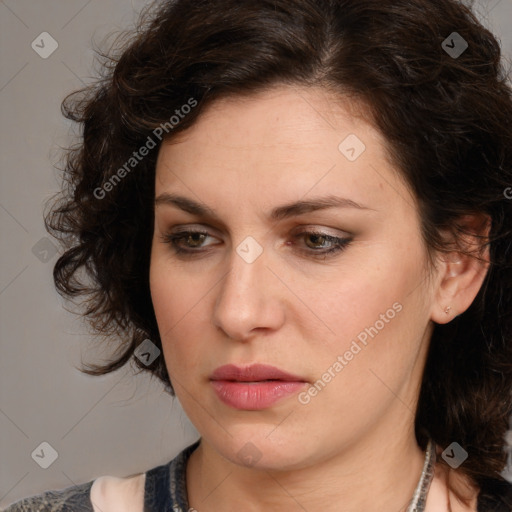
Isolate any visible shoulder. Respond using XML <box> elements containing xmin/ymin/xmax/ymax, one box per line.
<box><xmin>1</xmin><ymin>480</ymin><xmax>95</xmax><ymax>512</ymax></box>
<box><xmin>1</xmin><ymin>442</ymin><xmax>199</xmax><ymax>512</ymax></box>
<box><xmin>2</xmin><ymin>474</ymin><xmax>146</xmax><ymax>512</ymax></box>
<box><xmin>89</xmin><ymin>473</ymin><xmax>146</xmax><ymax>512</ymax></box>
<box><xmin>88</xmin><ymin>443</ymin><xmax>197</xmax><ymax>512</ymax></box>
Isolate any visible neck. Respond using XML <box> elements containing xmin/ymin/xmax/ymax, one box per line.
<box><xmin>186</xmin><ymin>421</ymin><xmax>427</xmax><ymax>512</ymax></box>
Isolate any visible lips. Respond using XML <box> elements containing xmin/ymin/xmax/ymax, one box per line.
<box><xmin>210</xmin><ymin>363</ymin><xmax>305</xmax><ymax>383</ymax></box>
<box><xmin>210</xmin><ymin>364</ymin><xmax>308</xmax><ymax>410</ymax></box>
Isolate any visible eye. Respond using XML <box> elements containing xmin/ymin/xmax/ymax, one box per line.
<box><xmin>159</xmin><ymin>229</ymin><xmax>218</xmax><ymax>255</ymax></box>
<box><xmin>159</xmin><ymin>228</ymin><xmax>352</xmax><ymax>259</ymax></box>
<box><xmin>292</xmin><ymin>230</ymin><xmax>352</xmax><ymax>258</ymax></box>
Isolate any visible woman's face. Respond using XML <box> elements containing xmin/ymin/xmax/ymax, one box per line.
<box><xmin>150</xmin><ymin>85</ymin><xmax>438</xmax><ymax>470</ymax></box>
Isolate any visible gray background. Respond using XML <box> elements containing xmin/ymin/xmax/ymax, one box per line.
<box><xmin>0</xmin><ymin>0</ymin><xmax>511</xmax><ymax>507</ymax></box>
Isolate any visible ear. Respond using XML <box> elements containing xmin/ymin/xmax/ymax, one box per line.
<box><xmin>430</xmin><ymin>213</ymin><xmax>491</xmax><ymax>325</ymax></box>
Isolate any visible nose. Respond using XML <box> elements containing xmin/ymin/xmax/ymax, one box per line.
<box><xmin>212</xmin><ymin>240</ymin><xmax>286</xmax><ymax>341</ymax></box>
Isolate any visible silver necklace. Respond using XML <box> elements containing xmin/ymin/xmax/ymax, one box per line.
<box><xmin>406</xmin><ymin>438</ymin><xmax>437</xmax><ymax>512</ymax></box>
<box><xmin>177</xmin><ymin>439</ymin><xmax>437</xmax><ymax>512</ymax></box>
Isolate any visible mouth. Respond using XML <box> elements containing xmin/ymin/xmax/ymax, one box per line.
<box><xmin>209</xmin><ymin>364</ymin><xmax>308</xmax><ymax>410</ymax></box>
<box><xmin>210</xmin><ymin>363</ymin><xmax>306</xmax><ymax>382</ymax></box>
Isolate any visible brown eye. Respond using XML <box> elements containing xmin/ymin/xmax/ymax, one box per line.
<box><xmin>160</xmin><ymin>229</ymin><xmax>217</xmax><ymax>255</ymax></box>
<box><xmin>184</xmin><ymin>232</ymin><xmax>207</xmax><ymax>248</ymax></box>
<box><xmin>160</xmin><ymin>229</ymin><xmax>352</xmax><ymax>259</ymax></box>
<box><xmin>304</xmin><ymin>233</ymin><xmax>331</xmax><ymax>249</ymax></box>
<box><xmin>294</xmin><ymin>231</ymin><xmax>353</xmax><ymax>258</ymax></box>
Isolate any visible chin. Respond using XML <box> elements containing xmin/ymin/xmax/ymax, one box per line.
<box><xmin>209</xmin><ymin>426</ymin><xmax>319</xmax><ymax>471</ymax></box>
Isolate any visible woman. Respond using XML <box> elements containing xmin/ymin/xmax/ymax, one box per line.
<box><xmin>3</xmin><ymin>0</ymin><xmax>512</xmax><ymax>510</ymax></box>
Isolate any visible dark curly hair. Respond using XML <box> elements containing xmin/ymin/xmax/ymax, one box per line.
<box><xmin>46</xmin><ymin>0</ymin><xmax>512</xmax><ymax>501</ymax></box>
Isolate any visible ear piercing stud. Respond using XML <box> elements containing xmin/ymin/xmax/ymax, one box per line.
<box><xmin>444</xmin><ymin>306</ymin><xmax>452</xmax><ymax>314</ymax></box>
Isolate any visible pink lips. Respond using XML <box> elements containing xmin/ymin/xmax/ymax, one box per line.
<box><xmin>210</xmin><ymin>364</ymin><xmax>307</xmax><ymax>410</ymax></box>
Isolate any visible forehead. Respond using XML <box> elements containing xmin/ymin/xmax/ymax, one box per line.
<box><xmin>154</xmin><ymin>85</ymin><xmax>415</xmax><ymax>216</ymax></box>
<box><xmin>158</xmin><ymin>86</ymin><xmax>382</xmax><ymax>158</ymax></box>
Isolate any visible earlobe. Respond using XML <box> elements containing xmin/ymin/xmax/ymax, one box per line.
<box><xmin>430</xmin><ymin>214</ymin><xmax>491</xmax><ymax>325</ymax></box>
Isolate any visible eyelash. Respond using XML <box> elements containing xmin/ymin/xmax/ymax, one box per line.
<box><xmin>159</xmin><ymin>229</ymin><xmax>352</xmax><ymax>259</ymax></box>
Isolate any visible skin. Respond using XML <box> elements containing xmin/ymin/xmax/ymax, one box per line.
<box><xmin>149</xmin><ymin>85</ymin><xmax>489</xmax><ymax>512</ymax></box>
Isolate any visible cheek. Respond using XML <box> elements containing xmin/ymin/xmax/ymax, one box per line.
<box><xmin>149</xmin><ymin>240</ymin><xmax>201</xmax><ymax>329</ymax></box>
<box><xmin>327</xmin><ymin>256</ymin><xmax>415</xmax><ymax>319</ymax></box>
<box><xmin>149</xmin><ymin>255</ymin><xmax>211</xmax><ymax>375</ymax></box>
<box><xmin>149</xmin><ymin>258</ymin><xmax>176</xmax><ymax>331</ymax></box>
<box><xmin>308</xmin><ymin>244</ymin><xmax>428</xmax><ymax>372</ymax></box>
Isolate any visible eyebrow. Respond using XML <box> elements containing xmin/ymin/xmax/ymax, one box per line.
<box><xmin>154</xmin><ymin>193</ymin><xmax>374</xmax><ymax>222</ymax></box>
